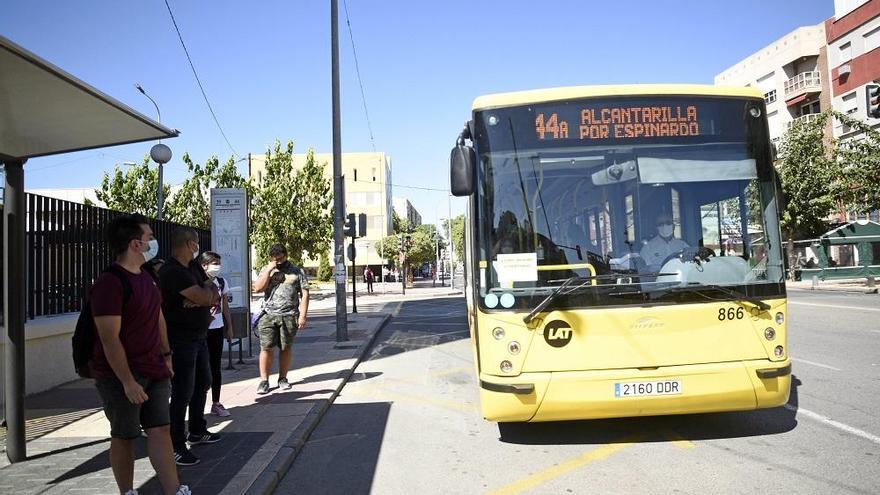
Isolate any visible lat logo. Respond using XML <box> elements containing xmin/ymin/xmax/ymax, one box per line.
<box><xmin>543</xmin><ymin>320</ymin><xmax>573</xmax><ymax>348</ymax></box>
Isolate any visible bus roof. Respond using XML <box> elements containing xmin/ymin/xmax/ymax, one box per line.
<box><xmin>472</xmin><ymin>84</ymin><xmax>763</xmax><ymax>110</ymax></box>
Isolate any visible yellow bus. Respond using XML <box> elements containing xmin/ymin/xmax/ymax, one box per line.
<box><xmin>449</xmin><ymin>85</ymin><xmax>791</xmax><ymax>422</ymax></box>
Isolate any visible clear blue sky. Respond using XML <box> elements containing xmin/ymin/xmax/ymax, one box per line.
<box><xmin>2</xmin><ymin>0</ymin><xmax>833</xmax><ymax>226</ymax></box>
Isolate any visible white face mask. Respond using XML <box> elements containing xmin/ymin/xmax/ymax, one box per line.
<box><xmin>658</xmin><ymin>224</ymin><xmax>674</xmax><ymax>238</ymax></box>
<box><xmin>205</xmin><ymin>264</ymin><xmax>222</xmax><ymax>277</ymax></box>
<box><xmin>142</xmin><ymin>239</ymin><xmax>160</xmax><ymax>262</ymax></box>
<box><xmin>192</xmin><ymin>243</ymin><xmax>200</xmax><ymax>260</ymax></box>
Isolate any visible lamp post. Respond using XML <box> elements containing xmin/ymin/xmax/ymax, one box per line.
<box><xmin>135</xmin><ymin>83</ymin><xmax>171</xmax><ymax>220</ymax></box>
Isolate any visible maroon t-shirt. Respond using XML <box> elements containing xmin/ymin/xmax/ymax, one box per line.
<box><xmin>89</xmin><ymin>266</ymin><xmax>171</xmax><ymax>380</ymax></box>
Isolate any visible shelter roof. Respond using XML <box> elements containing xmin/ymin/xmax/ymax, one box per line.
<box><xmin>0</xmin><ymin>35</ymin><xmax>177</xmax><ymax>161</ymax></box>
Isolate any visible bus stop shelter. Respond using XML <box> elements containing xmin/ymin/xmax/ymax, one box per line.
<box><xmin>800</xmin><ymin>220</ymin><xmax>880</xmax><ymax>281</ymax></box>
<box><xmin>1</xmin><ymin>35</ymin><xmax>178</xmax><ymax>462</ymax></box>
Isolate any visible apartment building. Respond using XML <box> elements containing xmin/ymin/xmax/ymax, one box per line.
<box><xmin>826</xmin><ymin>0</ymin><xmax>880</xmax><ymax>222</ymax></box>
<box><xmin>826</xmin><ymin>0</ymin><xmax>880</xmax><ymax>136</ymax></box>
<box><xmin>715</xmin><ymin>24</ymin><xmax>832</xmax><ymax>143</ymax></box>
<box><xmin>392</xmin><ymin>196</ymin><xmax>422</xmax><ymax>228</ymax></box>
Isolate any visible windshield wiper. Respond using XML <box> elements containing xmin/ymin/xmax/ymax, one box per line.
<box><xmin>522</xmin><ymin>276</ymin><xmax>594</xmax><ymax>324</ymax></box>
<box><xmin>666</xmin><ymin>283</ymin><xmax>771</xmax><ymax>310</ymax></box>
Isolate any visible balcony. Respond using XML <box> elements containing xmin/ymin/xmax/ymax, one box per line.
<box><xmin>785</xmin><ymin>113</ymin><xmax>822</xmax><ymax>130</ymax></box>
<box><xmin>784</xmin><ymin>71</ymin><xmax>822</xmax><ymax>100</ymax></box>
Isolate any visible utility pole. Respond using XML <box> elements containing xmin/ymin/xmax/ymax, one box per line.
<box><xmin>331</xmin><ymin>0</ymin><xmax>348</xmax><ymax>341</ymax></box>
<box><xmin>448</xmin><ymin>193</ymin><xmax>454</xmax><ymax>290</ymax></box>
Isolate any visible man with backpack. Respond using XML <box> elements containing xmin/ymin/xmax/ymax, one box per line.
<box><xmin>86</xmin><ymin>214</ymin><xmax>190</xmax><ymax>495</ymax></box>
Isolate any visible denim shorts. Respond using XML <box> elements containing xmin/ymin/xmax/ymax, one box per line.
<box><xmin>95</xmin><ymin>373</ymin><xmax>171</xmax><ymax>439</ymax></box>
<box><xmin>258</xmin><ymin>313</ymin><xmax>298</xmax><ymax>350</ymax></box>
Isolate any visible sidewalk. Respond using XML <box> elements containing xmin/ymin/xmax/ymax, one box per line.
<box><xmin>0</xmin><ymin>311</ymin><xmax>390</xmax><ymax>495</ymax></box>
<box><xmin>786</xmin><ymin>278</ymin><xmax>879</xmax><ymax>294</ymax></box>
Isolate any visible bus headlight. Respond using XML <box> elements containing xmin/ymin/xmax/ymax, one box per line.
<box><xmin>508</xmin><ymin>341</ymin><xmax>521</xmax><ymax>355</ymax></box>
<box><xmin>764</xmin><ymin>328</ymin><xmax>776</xmax><ymax>341</ymax></box>
<box><xmin>492</xmin><ymin>328</ymin><xmax>505</xmax><ymax>340</ymax></box>
<box><xmin>774</xmin><ymin>345</ymin><xmax>784</xmax><ymax>357</ymax></box>
<box><xmin>500</xmin><ymin>360</ymin><xmax>513</xmax><ymax>373</ymax></box>
<box><xmin>775</xmin><ymin>312</ymin><xmax>784</xmax><ymax>325</ymax></box>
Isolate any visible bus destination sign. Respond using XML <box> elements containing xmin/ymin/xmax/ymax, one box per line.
<box><xmin>535</xmin><ymin>105</ymin><xmax>701</xmax><ymax>141</ymax></box>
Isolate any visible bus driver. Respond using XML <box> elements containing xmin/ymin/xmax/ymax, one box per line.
<box><xmin>640</xmin><ymin>213</ymin><xmax>689</xmax><ymax>272</ymax></box>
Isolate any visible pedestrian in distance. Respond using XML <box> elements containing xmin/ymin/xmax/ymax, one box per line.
<box><xmin>159</xmin><ymin>227</ymin><xmax>222</xmax><ymax>466</ymax></box>
<box><xmin>252</xmin><ymin>243</ymin><xmax>311</xmax><ymax>395</ymax></box>
<box><xmin>365</xmin><ymin>267</ymin><xmax>375</xmax><ymax>294</ymax></box>
<box><xmin>200</xmin><ymin>251</ymin><xmax>234</xmax><ymax>418</ymax></box>
<box><xmin>88</xmin><ymin>214</ymin><xmax>190</xmax><ymax>495</ymax></box>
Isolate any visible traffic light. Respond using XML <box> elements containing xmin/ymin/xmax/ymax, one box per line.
<box><xmin>867</xmin><ymin>83</ymin><xmax>880</xmax><ymax>119</ymax></box>
<box><xmin>343</xmin><ymin>213</ymin><xmax>356</xmax><ymax>237</ymax></box>
<box><xmin>358</xmin><ymin>213</ymin><xmax>367</xmax><ymax>238</ymax></box>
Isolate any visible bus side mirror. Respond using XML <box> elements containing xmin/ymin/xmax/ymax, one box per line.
<box><xmin>450</xmin><ymin>145</ymin><xmax>475</xmax><ymax>196</ymax></box>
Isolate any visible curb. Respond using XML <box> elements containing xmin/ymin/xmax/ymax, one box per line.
<box><xmin>244</xmin><ymin>313</ymin><xmax>392</xmax><ymax>495</ymax></box>
<box><xmin>787</xmin><ymin>286</ymin><xmax>878</xmax><ymax>294</ymax></box>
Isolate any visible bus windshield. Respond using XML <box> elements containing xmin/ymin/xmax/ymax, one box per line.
<box><xmin>473</xmin><ymin>95</ymin><xmax>785</xmax><ymax>311</ymax></box>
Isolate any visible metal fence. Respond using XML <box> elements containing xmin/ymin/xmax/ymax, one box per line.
<box><xmin>0</xmin><ymin>193</ymin><xmax>210</xmax><ymax>320</ymax></box>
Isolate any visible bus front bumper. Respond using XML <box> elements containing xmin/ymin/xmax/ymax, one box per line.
<box><xmin>478</xmin><ymin>359</ymin><xmax>791</xmax><ymax>422</ymax></box>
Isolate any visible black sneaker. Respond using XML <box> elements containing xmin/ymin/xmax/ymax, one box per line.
<box><xmin>257</xmin><ymin>380</ymin><xmax>270</xmax><ymax>395</ymax></box>
<box><xmin>278</xmin><ymin>377</ymin><xmax>292</xmax><ymax>390</ymax></box>
<box><xmin>187</xmin><ymin>431</ymin><xmax>221</xmax><ymax>445</ymax></box>
<box><xmin>174</xmin><ymin>447</ymin><xmax>200</xmax><ymax>466</ymax></box>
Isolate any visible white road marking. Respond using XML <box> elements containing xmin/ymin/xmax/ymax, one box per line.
<box><xmin>784</xmin><ymin>404</ymin><xmax>880</xmax><ymax>446</ymax></box>
<box><xmin>791</xmin><ymin>358</ymin><xmax>842</xmax><ymax>371</ymax></box>
<box><xmin>788</xmin><ymin>301</ymin><xmax>880</xmax><ymax>312</ymax></box>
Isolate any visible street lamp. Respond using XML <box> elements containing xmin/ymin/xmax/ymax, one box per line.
<box><xmin>135</xmin><ymin>83</ymin><xmax>171</xmax><ymax>220</ymax></box>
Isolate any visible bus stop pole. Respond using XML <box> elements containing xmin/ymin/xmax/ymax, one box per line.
<box><xmin>3</xmin><ymin>159</ymin><xmax>27</xmax><ymax>462</ymax></box>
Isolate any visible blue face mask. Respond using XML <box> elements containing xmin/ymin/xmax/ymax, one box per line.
<box><xmin>143</xmin><ymin>239</ymin><xmax>160</xmax><ymax>262</ymax></box>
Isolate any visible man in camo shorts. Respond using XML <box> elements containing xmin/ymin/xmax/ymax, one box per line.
<box><xmin>252</xmin><ymin>243</ymin><xmax>310</xmax><ymax>394</ymax></box>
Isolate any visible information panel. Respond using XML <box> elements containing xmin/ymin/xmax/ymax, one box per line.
<box><xmin>210</xmin><ymin>188</ymin><xmax>249</xmax><ymax>310</ymax></box>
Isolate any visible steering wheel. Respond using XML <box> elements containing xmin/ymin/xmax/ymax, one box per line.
<box><xmin>660</xmin><ymin>247</ymin><xmax>716</xmax><ymax>267</ymax></box>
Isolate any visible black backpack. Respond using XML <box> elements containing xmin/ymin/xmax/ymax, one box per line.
<box><xmin>72</xmin><ymin>265</ymin><xmax>135</xmax><ymax>378</ymax></box>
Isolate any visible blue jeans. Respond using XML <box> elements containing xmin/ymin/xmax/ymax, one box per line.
<box><xmin>169</xmin><ymin>338</ymin><xmax>212</xmax><ymax>450</ymax></box>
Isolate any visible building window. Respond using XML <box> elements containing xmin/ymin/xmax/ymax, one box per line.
<box><xmin>839</xmin><ymin>42</ymin><xmax>852</xmax><ymax>65</ymax></box>
<box><xmin>764</xmin><ymin>90</ymin><xmax>777</xmax><ymax>104</ymax></box>
<box><xmin>800</xmin><ymin>100</ymin><xmax>820</xmax><ymax>116</ymax></box>
<box><xmin>865</xmin><ymin>25</ymin><xmax>880</xmax><ymax>53</ymax></box>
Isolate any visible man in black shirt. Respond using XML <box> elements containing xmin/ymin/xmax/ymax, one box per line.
<box><xmin>159</xmin><ymin>227</ymin><xmax>222</xmax><ymax>466</ymax></box>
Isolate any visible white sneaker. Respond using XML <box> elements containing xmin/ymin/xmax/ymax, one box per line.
<box><xmin>175</xmin><ymin>485</ymin><xmax>192</xmax><ymax>495</ymax></box>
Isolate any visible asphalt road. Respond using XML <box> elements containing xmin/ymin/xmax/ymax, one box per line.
<box><xmin>280</xmin><ymin>289</ymin><xmax>880</xmax><ymax>495</ymax></box>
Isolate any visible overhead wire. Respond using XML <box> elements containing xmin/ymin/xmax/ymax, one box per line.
<box><xmin>162</xmin><ymin>0</ymin><xmax>239</xmax><ymax>158</ymax></box>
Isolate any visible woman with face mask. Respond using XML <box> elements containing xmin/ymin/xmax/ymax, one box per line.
<box><xmin>199</xmin><ymin>251</ymin><xmax>234</xmax><ymax>417</ymax></box>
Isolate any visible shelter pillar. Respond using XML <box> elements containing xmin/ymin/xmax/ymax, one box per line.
<box><xmin>3</xmin><ymin>159</ymin><xmax>26</xmax><ymax>462</ymax></box>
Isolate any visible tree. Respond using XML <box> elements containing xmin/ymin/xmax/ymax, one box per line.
<box><xmin>391</xmin><ymin>210</ymin><xmax>408</xmax><ymax>234</ymax></box>
<box><xmin>95</xmin><ymin>155</ymin><xmax>170</xmax><ymax>216</ymax></box>
<box><xmin>776</xmin><ymin>112</ymin><xmax>837</xmax><ymax>243</ymax></box>
<box><xmin>830</xmin><ymin>110</ymin><xmax>880</xmax><ymax>214</ymax></box>
<box><xmin>377</xmin><ymin>234</ymin><xmax>400</xmax><ymax>264</ymax></box>
<box><xmin>250</xmin><ymin>141</ymin><xmax>333</xmax><ymax>266</ymax></box>
<box><xmin>317</xmin><ymin>251</ymin><xmax>332</xmax><ymax>281</ymax></box>
<box><xmin>375</xmin><ymin>231</ymin><xmax>433</xmax><ymax>268</ymax></box>
<box><xmin>443</xmin><ymin>215</ymin><xmax>466</xmax><ymax>262</ymax></box>
<box><xmin>164</xmin><ymin>154</ymin><xmax>250</xmax><ymax>230</ymax></box>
